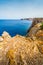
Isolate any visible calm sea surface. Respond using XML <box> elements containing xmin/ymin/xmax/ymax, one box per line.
<box><xmin>0</xmin><ymin>20</ymin><xmax>32</xmax><ymax>36</ymax></box>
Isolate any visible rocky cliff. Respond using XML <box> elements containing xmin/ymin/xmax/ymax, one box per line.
<box><xmin>21</xmin><ymin>18</ymin><xmax>43</xmax><ymax>27</ymax></box>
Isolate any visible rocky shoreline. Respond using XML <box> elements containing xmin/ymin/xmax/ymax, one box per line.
<box><xmin>21</xmin><ymin>18</ymin><xmax>43</xmax><ymax>25</ymax></box>
<box><xmin>0</xmin><ymin>20</ymin><xmax>43</xmax><ymax>65</ymax></box>
<box><xmin>21</xmin><ymin>18</ymin><xmax>43</xmax><ymax>33</ymax></box>
<box><xmin>0</xmin><ymin>22</ymin><xmax>43</xmax><ymax>65</ymax></box>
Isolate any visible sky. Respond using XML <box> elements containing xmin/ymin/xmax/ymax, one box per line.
<box><xmin>0</xmin><ymin>0</ymin><xmax>43</xmax><ymax>19</ymax></box>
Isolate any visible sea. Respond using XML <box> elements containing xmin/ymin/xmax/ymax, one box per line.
<box><xmin>0</xmin><ymin>20</ymin><xmax>32</xmax><ymax>36</ymax></box>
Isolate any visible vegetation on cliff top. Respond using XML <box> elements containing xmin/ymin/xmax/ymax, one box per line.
<box><xmin>40</xmin><ymin>22</ymin><xmax>43</xmax><ymax>30</ymax></box>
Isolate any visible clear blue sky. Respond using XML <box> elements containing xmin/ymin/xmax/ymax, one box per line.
<box><xmin>0</xmin><ymin>0</ymin><xmax>43</xmax><ymax>19</ymax></box>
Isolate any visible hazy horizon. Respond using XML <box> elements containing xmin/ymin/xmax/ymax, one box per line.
<box><xmin>0</xmin><ymin>0</ymin><xmax>43</xmax><ymax>19</ymax></box>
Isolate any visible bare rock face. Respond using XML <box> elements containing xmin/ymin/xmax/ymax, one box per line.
<box><xmin>0</xmin><ymin>31</ymin><xmax>11</xmax><ymax>65</ymax></box>
<box><xmin>27</xmin><ymin>18</ymin><xmax>43</xmax><ymax>33</ymax></box>
<box><xmin>2</xmin><ymin>31</ymin><xmax>11</xmax><ymax>42</ymax></box>
<box><xmin>26</xmin><ymin>22</ymin><xmax>43</xmax><ymax>40</ymax></box>
<box><xmin>31</xmin><ymin>18</ymin><xmax>43</xmax><ymax>27</ymax></box>
<box><xmin>7</xmin><ymin>35</ymin><xmax>43</xmax><ymax>65</ymax></box>
<box><xmin>0</xmin><ymin>30</ymin><xmax>43</xmax><ymax>65</ymax></box>
<box><xmin>26</xmin><ymin>23</ymin><xmax>41</xmax><ymax>39</ymax></box>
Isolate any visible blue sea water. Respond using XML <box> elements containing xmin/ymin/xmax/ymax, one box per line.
<box><xmin>0</xmin><ymin>20</ymin><xmax>32</xmax><ymax>36</ymax></box>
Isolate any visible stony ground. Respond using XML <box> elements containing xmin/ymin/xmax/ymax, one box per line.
<box><xmin>0</xmin><ymin>22</ymin><xmax>43</xmax><ymax>65</ymax></box>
